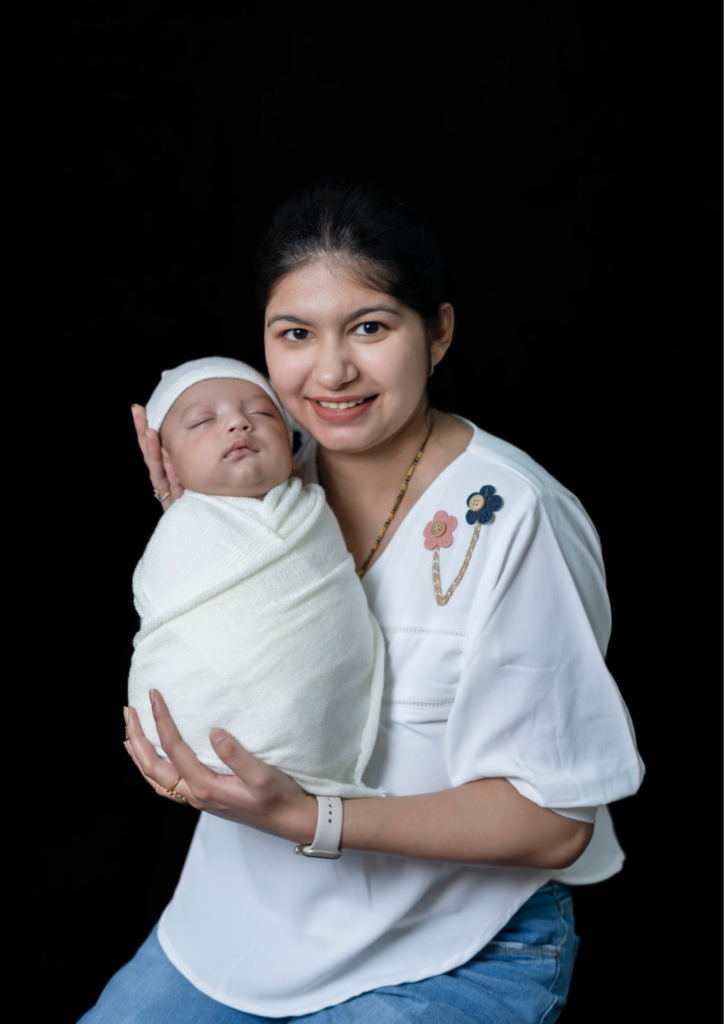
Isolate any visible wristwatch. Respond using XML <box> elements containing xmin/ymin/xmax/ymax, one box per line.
<box><xmin>294</xmin><ymin>796</ymin><xmax>343</xmax><ymax>859</ymax></box>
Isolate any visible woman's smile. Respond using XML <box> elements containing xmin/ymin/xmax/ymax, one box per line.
<box><xmin>308</xmin><ymin>395</ymin><xmax>378</xmax><ymax>422</ymax></box>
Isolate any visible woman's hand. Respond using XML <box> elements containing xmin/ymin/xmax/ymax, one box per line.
<box><xmin>131</xmin><ymin>405</ymin><xmax>184</xmax><ymax>510</ymax></box>
<box><xmin>124</xmin><ymin>691</ymin><xmax>318</xmax><ymax>844</ymax></box>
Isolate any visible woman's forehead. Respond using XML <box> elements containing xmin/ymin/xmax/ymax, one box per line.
<box><xmin>266</xmin><ymin>259</ymin><xmax>403</xmax><ymax>324</ymax></box>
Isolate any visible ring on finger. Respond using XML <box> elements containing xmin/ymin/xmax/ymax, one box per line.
<box><xmin>153</xmin><ymin>488</ymin><xmax>171</xmax><ymax>502</ymax></box>
<box><xmin>155</xmin><ymin>780</ymin><xmax>188</xmax><ymax>802</ymax></box>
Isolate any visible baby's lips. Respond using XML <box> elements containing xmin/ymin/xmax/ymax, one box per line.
<box><xmin>224</xmin><ymin>439</ymin><xmax>258</xmax><ymax>458</ymax></box>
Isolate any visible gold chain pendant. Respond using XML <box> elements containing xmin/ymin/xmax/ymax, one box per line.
<box><xmin>431</xmin><ymin>523</ymin><xmax>481</xmax><ymax>606</ymax></box>
<box><xmin>317</xmin><ymin>414</ymin><xmax>435</xmax><ymax>578</ymax></box>
<box><xmin>423</xmin><ymin>486</ymin><xmax>503</xmax><ymax>607</ymax></box>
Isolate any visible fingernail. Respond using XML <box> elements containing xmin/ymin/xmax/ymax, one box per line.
<box><xmin>131</xmin><ymin>404</ymin><xmax>138</xmax><ymax>410</ymax></box>
<box><xmin>123</xmin><ymin>706</ymin><xmax>129</xmax><ymax>724</ymax></box>
<box><xmin>145</xmin><ymin>427</ymin><xmax>150</xmax><ymax>436</ymax></box>
<box><xmin>123</xmin><ymin>741</ymin><xmax>132</xmax><ymax>756</ymax></box>
<box><xmin>209</xmin><ymin>729</ymin><xmax>226</xmax><ymax>746</ymax></box>
<box><xmin>149</xmin><ymin>689</ymin><xmax>156</xmax><ymax>705</ymax></box>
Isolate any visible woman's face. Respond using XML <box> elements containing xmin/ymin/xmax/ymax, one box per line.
<box><xmin>264</xmin><ymin>259</ymin><xmax>452</xmax><ymax>454</ymax></box>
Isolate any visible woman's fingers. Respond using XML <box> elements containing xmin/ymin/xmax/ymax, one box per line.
<box><xmin>151</xmin><ymin>691</ymin><xmax>277</xmax><ymax>803</ymax></box>
<box><xmin>165</xmin><ymin>457</ymin><xmax>185</xmax><ymax>502</ymax></box>
<box><xmin>131</xmin><ymin>404</ymin><xmax>182</xmax><ymax>507</ymax></box>
<box><xmin>131</xmin><ymin>405</ymin><xmax>150</xmax><ymax>460</ymax></box>
<box><xmin>124</xmin><ymin>739</ymin><xmax>195</xmax><ymax>806</ymax></box>
<box><xmin>207</xmin><ymin>729</ymin><xmax>269</xmax><ymax>788</ymax></box>
<box><xmin>145</xmin><ymin>428</ymin><xmax>172</xmax><ymax>495</ymax></box>
<box><xmin>123</xmin><ymin>737</ymin><xmax>162</xmax><ymax>789</ymax></box>
<box><xmin>126</xmin><ymin>705</ymin><xmax>177</xmax><ymax>786</ymax></box>
<box><xmin>125</xmin><ymin>698</ymin><xmax>312</xmax><ymax>837</ymax></box>
<box><xmin>150</xmin><ymin>691</ymin><xmax>221</xmax><ymax>800</ymax></box>
<box><xmin>125</xmin><ymin>706</ymin><xmax>197</xmax><ymax>805</ymax></box>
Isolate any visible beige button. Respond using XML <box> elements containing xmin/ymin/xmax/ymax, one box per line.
<box><xmin>430</xmin><ymin>520</ymin><xmax>447</xmax><ymax>537</ymax></box>
<box><xmin>468</xmin><ymin>494</ymin><xmax>486</xmax><ymax>511</ymax></box>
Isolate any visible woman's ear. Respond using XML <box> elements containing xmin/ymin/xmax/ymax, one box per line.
<box><xmin>429</xmin><ymin>302</ymin><xmax>455</xmax><ymax>371</ymax></box>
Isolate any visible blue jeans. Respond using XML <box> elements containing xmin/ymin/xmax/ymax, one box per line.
<box><xmin>80</xmin><ymin>882</ymin><xmax>577</xmax><ymax>1023</ymax></box>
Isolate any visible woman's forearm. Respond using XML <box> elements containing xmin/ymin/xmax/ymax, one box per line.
<box><xmin>338</xmin><ymin>778</ymin><xmax>593</xmax><ymax>869</ymax></box>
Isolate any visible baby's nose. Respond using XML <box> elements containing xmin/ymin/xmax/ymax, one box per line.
<box><xmin>227</xmin><ymin>413</ymin><xmax>252</xmax><ymax>431</ymax></box>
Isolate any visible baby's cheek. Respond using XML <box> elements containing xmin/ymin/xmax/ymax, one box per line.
<box><xmin>175</xmin><ymin>441</ymin><xmax>211</xmax><ymax>491</ymax></box>
<box><xmin>277</xmin><ymin>443</ymin><xmax>295</xmax><ymax>483</ymax></box>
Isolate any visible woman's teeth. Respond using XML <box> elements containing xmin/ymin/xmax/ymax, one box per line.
<box><xmin>317</xmin><ymin>398</ymin><xmax>369</xmax><ymax>410</ymax></box>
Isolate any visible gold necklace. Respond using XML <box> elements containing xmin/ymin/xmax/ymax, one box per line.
<box><xmin>316</xmin><ymin>413</ymin><xmax>435</xmax><ymax>578</ymax></box>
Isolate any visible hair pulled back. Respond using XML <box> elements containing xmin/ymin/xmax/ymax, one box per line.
<box><xmin>256</xmin><ymin>180</ymin><xmax>446</xmax><ymax>332</ymax></box>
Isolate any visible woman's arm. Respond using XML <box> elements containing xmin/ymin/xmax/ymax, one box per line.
<box><xmin>125</xmin><ymin>694</ymin><xmax>591</xmax><ymax>870</ymax></box>
<box><xmin>340</xmin><ymin>780</ymin><xmax>592</xmax><ymax>870</ymax></box>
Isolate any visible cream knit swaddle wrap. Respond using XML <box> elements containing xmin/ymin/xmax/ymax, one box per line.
<box><xmin>129</xmin><ymin>477</ymin><xmax>385</xmax><ymax>798</ymax></box>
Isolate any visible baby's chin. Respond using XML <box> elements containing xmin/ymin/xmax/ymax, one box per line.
<box><xmin>184</xmin><ymin>468</ymin><xmax>292</xmax><ymax>499</ymax></box>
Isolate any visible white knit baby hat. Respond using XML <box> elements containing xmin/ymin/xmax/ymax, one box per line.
<box><xmin>145</xmin><ymin>356</ymin><xmax>291</xmax><ymax>439</ymax></box>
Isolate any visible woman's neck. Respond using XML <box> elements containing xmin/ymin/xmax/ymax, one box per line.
<box><xmin>317</xmin><ymin>400</ymin><xmax>432</xmax><ymax>502</ymax></box>
<box><xmin>316</xmin><ymin>404</ymin><xmax>473</xmax><ymax>573</ymax></box>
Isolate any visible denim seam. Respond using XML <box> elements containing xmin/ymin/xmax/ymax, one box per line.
<box><xmin>538</xmin><ymin>886</ymin><xmax>571</xmax><ymax>1024</ymax></box>
<box><xmin>484</xmin><ymin>944</ymin><xmax>560</xmax><ymax>959</ymax></box>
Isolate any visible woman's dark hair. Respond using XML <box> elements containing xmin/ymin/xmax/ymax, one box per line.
<box><xmin>255</xmin><ymin>180</ymin><xmax>446</xmax><ymax>333</ymax></box>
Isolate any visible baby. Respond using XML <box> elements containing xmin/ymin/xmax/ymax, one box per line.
<box><xmin>128</xmin><ymin>356</ymin><xmax>385</xmax><ymax>798</ymax></box>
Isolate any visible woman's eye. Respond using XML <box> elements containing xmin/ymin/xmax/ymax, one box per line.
<box><xmin>284</xmin><ymin>328</ymin><xmax>311</xmax><ymax>342</ymax></box>
<box><xmin>353</xmin><ymin>321</ymin><xmax>384</xmax><ymax>336</ymax></box>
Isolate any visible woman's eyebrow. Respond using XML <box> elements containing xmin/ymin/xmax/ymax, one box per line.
<box><xmin>346</xmin><ymin>305</ymin><xmax>401</xmax><ymax>321</ymax></box>
<box><xmin>267</xmin><ymin>312</ymin><xmax>313</xmax><ymax>327</ymax></box>
<box><xmin>267</xmin><ymin>305</ymin><xmax>401</xmax><ymax>328</ymax></box>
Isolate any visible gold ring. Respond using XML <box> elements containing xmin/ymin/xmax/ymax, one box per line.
<box><xmin>154</xmin><ymin>778</ymin><xmax>187</xmax><ymax>801</ymax></box>
<box><xmin>153</xmin><ymin>488</ymin><xmax>171</xmax><ymax>502</ymax></box>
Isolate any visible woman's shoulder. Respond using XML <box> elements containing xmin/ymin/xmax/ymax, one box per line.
<box><xmin>453</xmin><ymin>419</ymin><xmax>594</xmax><ymax>534</ymax></box>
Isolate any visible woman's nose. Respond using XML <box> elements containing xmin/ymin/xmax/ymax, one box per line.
<box><xmin>312</xmin><ymin>340</ymin><xmax>358</xmax><ymax>391</ymax></box>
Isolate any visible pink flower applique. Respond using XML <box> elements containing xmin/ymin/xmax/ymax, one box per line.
<box><xmin>423</xmin><ymin>510</ymin><xmax>458</xmax><ymax>550</ymax></box>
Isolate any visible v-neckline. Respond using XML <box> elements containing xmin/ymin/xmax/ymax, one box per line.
<box><xmin>311</xmin><ymin>419</ymin><xmax>474</xmax><ymax>581</ymax></box>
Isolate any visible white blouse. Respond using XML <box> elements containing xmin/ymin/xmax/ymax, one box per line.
<box><xmin>157</xmin><ymin>422</ymin><xmax>644</xmax><ymax>1017</ymax></box>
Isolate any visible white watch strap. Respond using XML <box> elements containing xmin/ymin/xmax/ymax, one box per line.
<box><xmin>294</xmin><ymin>796</ymin><xmax>343</xmax><ymax>859</ymax></box>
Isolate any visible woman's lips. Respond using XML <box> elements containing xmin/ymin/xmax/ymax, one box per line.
<box><xmin>308</xmin><ymin>395</ymin><xmax>377</xmax><ymax>423</ymax></box>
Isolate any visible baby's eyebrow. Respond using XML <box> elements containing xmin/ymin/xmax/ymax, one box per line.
<box><xmin>182</xmin><ymin>403</ymin><xmax>214</xmax><ymax>416</ymax></box>
<box><xmin>243</xmin><ymin>392</ymin><xmax>276</xmax><ymax>410</ymax></box>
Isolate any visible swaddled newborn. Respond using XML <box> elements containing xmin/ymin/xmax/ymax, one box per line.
<box><xmin>129</xmin><ymin>357</ymin><xmax>385</xmax><ymax>798</ymax></box>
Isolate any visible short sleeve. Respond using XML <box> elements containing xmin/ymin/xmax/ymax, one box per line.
<box><xmin>445</xmin><ymin>488</ymin><xmax>645</xmax><ymax>810</ymax></box>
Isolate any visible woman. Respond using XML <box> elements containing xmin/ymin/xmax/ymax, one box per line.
<box><xmin>84</xmin><ymin>181</ymin><xmax>644</xmax><ymax>1022</ymax></box>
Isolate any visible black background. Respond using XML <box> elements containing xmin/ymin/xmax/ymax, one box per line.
<box><xmin>44</xmin><ymin>6</ymin><xmax>718</xmax><ymax>1022</ymax></box>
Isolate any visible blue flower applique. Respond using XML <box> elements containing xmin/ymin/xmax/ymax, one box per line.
<box><xmin>465</xmin><ymin>485</ymin><xmax>503</xmax><ymax>525</ymax></box>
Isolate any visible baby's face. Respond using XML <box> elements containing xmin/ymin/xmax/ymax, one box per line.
<box><xmin>160</xmin><ymin>378</ymin><xmax>294</xmax><ymax>498</ymax></box>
